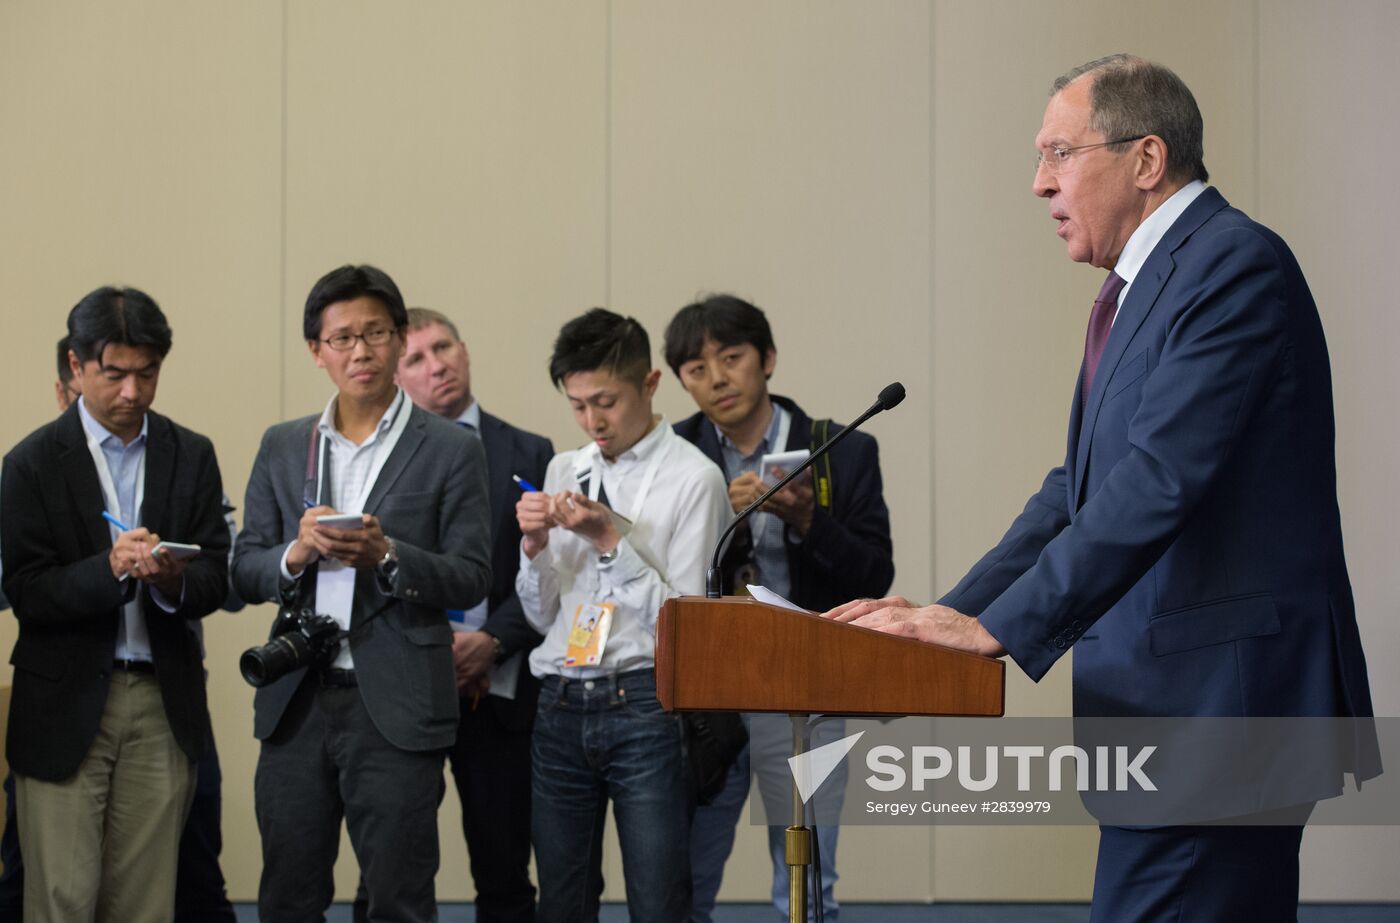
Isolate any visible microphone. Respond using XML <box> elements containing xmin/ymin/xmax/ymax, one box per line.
<box><xmin>705</xmin><ymin>382</ymin><xmax>906</xmax><ymax>597</ymax></box>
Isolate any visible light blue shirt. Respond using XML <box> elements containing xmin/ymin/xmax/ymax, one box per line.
<box><xmin>78</xmin><ymin>397</ymin><xmax>174</xmax><ymax>660</ymax></box>
<box><xmin>715</xmin><ymin>403</ymin><xmax>792</xmax><ymax>599</ymax></box>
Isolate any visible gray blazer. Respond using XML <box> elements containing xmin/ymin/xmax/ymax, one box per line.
<box><xmin>231</xmin><ymin>403</ymin><xmax>492</xmax><ymax>752</ymax></box>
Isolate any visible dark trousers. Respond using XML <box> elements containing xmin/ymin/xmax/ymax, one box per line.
<box><xmin>255</xmin><ymin>678</ymin><xmax>445</xmax><ymax>923</ymax></box>
<box><xmin>1091</xmin><ymin>808</ymin><xmax>1312</xmax><ymax>922</ymax></box>
<box><xmin>352</xmin><ymin>697</ymin><xmax>537</xmax><ymax>923</ymax></box>
<box><xmin>0</xmin><ymin>741</ymin><xmax>234</xmax><ymax>923</ymax></box>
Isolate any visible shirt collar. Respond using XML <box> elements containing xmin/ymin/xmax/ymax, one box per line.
<box><xmin>713</xmin><ymin>401</ymin><xmax>783</xmax><ymax>458</ymax></box>
<box><xmin>76</xmin><ymin>396</ymin><xmax>147</xmax><ymax>448</ymax></box>
<box><xmin>318</xmin><ymin>387</ymin><xmax>406</xmax><ymax>446</ymax></box>
<box><xmin>1113</xmin><ymin>180</ymin><xmax>1207</xmax><ymax>289</ymax></box>
<box><xmin>454</xmin><ymin>399</ymin><xmax>482</xmax><ymax>430</ymax></box>
<box><xmin>575</xmin><ymin>414</ymin><xmax>671</xmax><ymax>478</ymax></box>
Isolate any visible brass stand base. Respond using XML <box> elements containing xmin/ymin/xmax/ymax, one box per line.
<box><xmin>786</xmin><ymin>714</ymin><xmax>811</xmax><ymax>923</ymax></box>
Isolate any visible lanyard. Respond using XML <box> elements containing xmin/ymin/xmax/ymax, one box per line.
<box><xmin>581</xmin><ymin>424</ymin><xmax>671</xmax><ymax>524</ymax></box>
<box><xmin>748</xmin><ymin>405</ymin><xmax>791</xmax><ymax>548</ymax></box>
<box><xmin>312</xmin><ymin>393</ymin><xmax>411</xmax><ymax>514</ymax></box>
<box><xmin>83</xmin><ymin>418</ymin><xmax>146</xmax><ymax>538</ymax></box>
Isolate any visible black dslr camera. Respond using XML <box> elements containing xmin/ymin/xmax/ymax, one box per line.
<box><xmin>239</xmin><ymin>608</ymin><xmax>342</xmax><ymax>688</ymax></box>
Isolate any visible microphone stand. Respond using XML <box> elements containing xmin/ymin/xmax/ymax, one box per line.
<box><xmin>699</xmin><ymin>382</ymin><xmax>905</xmax><ymax>923</ymax></box>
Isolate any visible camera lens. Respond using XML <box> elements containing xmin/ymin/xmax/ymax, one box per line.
<box><xmin>239</xmin><ymin>634</ymin><xmax>309</xmax><ymax>688</ymax></box>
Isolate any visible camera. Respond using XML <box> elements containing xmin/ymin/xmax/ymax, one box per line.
<box><xmin>239</xmin><ymin>608</ymin><xmax>342</xmax><ymax>688</ymax></box>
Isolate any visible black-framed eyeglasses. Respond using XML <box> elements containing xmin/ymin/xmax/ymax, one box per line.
<box><xmin>320</xmin><ymin>327</ymin><xmax>396</xmax><ymax>351</ymax></box>
<box><xmin>1035</xmin><ymin>135</ymin><xmax>1146</xmax><ymax>175</ymax></box>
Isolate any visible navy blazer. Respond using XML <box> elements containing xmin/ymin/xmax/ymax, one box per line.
<box><xmin>941</xmin><ymin>190</ymin><xmax>1375</xmax><ymax>758</ymax></box>
<box><xmin>473</xmin><ymin>409</ymin><xmax>552</xmax><ymax>730</ymax></box>
<box><xmin>2</xmin><ymin>405</ymin><xmax>230</xmax><ymax>780</ymax></box>
<box><xmin>674</xmin><ymin>394</ymin><xmax>894</xmax><ymax>612</ymax></box>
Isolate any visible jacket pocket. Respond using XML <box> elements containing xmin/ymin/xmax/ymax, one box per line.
<box><xmin>1149</xmin><ymin>593</ymin><xmax>1280</xmax><ymax>656</ymax></box>
<box><xmin>400</xmin><ymin>622</ymin><xmax>453</xmax><ymax>646</ymax></box>
<box><xmin>9</xmin><ymin>644</ymin><xmax>67</xmax><ymax>682</ymax></box>
<box><xmin>1106</xmin><ymin>349</ymin><xmax>1148</xmax><ymax>400</ymax></box>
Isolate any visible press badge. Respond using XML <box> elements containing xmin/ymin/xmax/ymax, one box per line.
<box><xmin>564</xmin><ymin>602</ymin><xmax>615</xmax><ymax>667</ymax></box>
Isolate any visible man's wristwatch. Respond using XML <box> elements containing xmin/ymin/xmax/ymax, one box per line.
<box><xmin>598</xmin><ymin>545</ymin><xmax>620</xmax><ymax>565</ymax></box>
<box><xmin>375</xmin><ymin>537</ymin><xmax>399</xmax><ymax>580</ymax></box>
<box><xmin>484</xmin><ymin>631</ymin><xmax>506</xmax><ymax>664</ymax></box>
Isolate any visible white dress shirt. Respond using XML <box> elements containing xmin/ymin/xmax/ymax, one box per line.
<box><xmin>1112</xmin><ymin>180</ymin><xmax>1208</xmax><ymax>318</ymax></box>
<box><xmin>281</xmin><ymin>388</ymin><xmax>410</xmax><ymax>668</ymax></box>
<box><xmin>517</xmin><ymin>418</ymin><xmax>731</xmax><ymax>679</ymax></box>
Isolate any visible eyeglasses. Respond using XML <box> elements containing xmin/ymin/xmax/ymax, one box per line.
<box><xmin>320</xmin><ymin>326</ymin><xmax>396</xmax><ymax>351</ymax></box>
<box><xmin>1035</xmin><ymin>136</ymin><xmax>1145</xmax><ymax>175</ymax></box>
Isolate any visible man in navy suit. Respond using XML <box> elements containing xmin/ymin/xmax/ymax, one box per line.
<box><xmin>828</xmin><ymin>55</ymin><xmax>1377</xmax><ymax>920</ymax></box>
<box><xmin>386</xmin><ymin>306</ymin><xmax>553</xmax><ymax>922</ymax></box>
<box><xmin>667</xmin><ymin>294</ymin><xmax>895</xmax><ymax>922</ymax></box>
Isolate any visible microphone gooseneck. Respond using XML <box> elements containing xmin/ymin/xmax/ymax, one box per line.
<box><xmin>704</xmin><ymin>382</ymin><xmax>905</xmax><ymax>598</ymax></box>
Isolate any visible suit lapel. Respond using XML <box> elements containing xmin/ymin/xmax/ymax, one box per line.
<box><xmin>779</xmin><ymin>396</ymin><xmax>812</xmax><ymax>453</ymax></box>
<box><xmin>142</xmin><ymin>413</ymin><xmax>175</xmax><ymax>534</ymax></box>
<box><xmin>56</xmin><ymin>407</ymin><xmax>110</xmax><ymax>552</ymax></box>
<box><xmin>480</xmin><ymin>411</ymin><xmax>512</xmax><ymax>546</ymax></box>
<box><xmin>1070</xmin><ymin>188</ymin><xmax>1231</xmax><ymax>510</ymax></box>
<box><xmin>363</xmin><ymin>405</ymin><xmax>426</xmax><ymax>515</ymax></box>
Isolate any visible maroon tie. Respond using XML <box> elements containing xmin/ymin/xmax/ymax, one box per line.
<box><xmin>1081</xmin><ymin>271</ymin><xmax>1126</xmax><ymax>405</ymax></box>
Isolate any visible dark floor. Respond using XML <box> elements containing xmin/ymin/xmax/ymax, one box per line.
<box><xmin>231</xmin><ymin>902</ymin><xmax>1400</xmax><ymax>921</ymax></box>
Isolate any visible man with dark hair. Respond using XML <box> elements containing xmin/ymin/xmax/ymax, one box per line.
<box><xmin>232</xmin><ymin>265</ymin><xmax>492</xmax><ymax>922</ymax></box>
<box><xmin>2</xmin><ymin>286</ymin><xmax>230</xmax><ymax>921</ymax></box>
<box><xmin>0</xmin><ymin>335</ymin><xmax>238</xmax><ymax>923</ymax></box>
<box><xmin>664</xmin><ymin>294</ymin><xmax>895</xmax><ymax>922</ymax></box>
<box><xmin>827</xmin><ymin>54</ymin><xmax>1377</xmax><ymax>919</ymax></box>
<box><xmin>368</xmin><ymin>306</ymin><xmax>552</xmax><ymax>922</ymax></box>
<box><xmin>516</xmin><ymin>307</ymin><xmax>729</xmax><ymax>921</ymax></box>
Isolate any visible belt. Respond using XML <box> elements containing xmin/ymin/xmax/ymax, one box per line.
<box><xmin>112</xmin><ymin>658</ymin><xmax>156</xmax><ymax>674</ymax></box>
<box><xmin>318</xmin><ymin>668</ymin><xmax>358</xmax><ymax>687</ymax></box>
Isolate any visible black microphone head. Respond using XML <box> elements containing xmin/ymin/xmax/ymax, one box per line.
<box><xmin>877</xmin><ymin>382</ymin><xmax>906</xmax><ymax>411</ymax></box>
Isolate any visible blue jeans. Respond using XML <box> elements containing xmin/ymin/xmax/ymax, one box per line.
<box><xmin>532</xmin><ymin>670</ymin><xmax>691</xmax><ymax>923</ymax></box>
<box><xmin>690</xmin><ymin>715</ymin><xmax>843</xmax><ymax>922</ymax></box>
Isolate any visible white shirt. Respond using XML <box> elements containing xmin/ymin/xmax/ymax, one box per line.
<box><xmin>1112</xmin><ymin>180</ymin><xmax>1208</xmax><ymax>319</ymax></box>
<box><xmin>281</xmin><ymin>388</ymin><xmax>410</xmax><ymax>668</ymax></box>
<box><xmin>517</xmin><ymin>418</ymin><xmax>731</xmax><ymax>679</ymax></box>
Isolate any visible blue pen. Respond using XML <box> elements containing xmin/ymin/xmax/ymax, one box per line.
<box><xmin>101</xmin><ymin>511</ymin><xmax>132</xmax><ymax>532</ymax></box>
<box><xmin>512</xmin><ymin>474</ymin><xmax>541</xmax><ymax>492</ymax></box>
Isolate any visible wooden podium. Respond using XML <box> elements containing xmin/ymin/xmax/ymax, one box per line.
<box><xmin>655</xmin><ymin>596</ymin><xmax>1004</xmax><ymax>717</ymax></box>
<box><xmin>656</xmin><ymin>596</ymin><xmax>1004</xmax><ymax>922</ymax></box>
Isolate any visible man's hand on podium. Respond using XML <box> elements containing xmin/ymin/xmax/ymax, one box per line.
<box><xmin>823</xmin><ymin>596</ymin><xmax>1007</xmax><ymax>658</ymax></box>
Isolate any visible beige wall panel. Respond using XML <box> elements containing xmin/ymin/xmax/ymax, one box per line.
<box><xmin>0</xmin><ymin>0</ymin><xmax>283</xmax><ymax>903</ymax></box>
<box><xmin>1259</xmin><ymin>0</ymin><xmax>1400</xmax><ymax>902</ymax></box>
<box><xmin>930</xmin><ymin>0</ymin><xmax>1256</xmax><ymax>902</ymax></box>
<box><xmin>280</xmin><ymin>0</ymin><xmax>608</xmax><ymax>901</ymax></box>
<box><xmin>609</xmin><ymin>0</ymin><xmax>934</xmax><ymax>903</ymax></box>
<box><xmin>282</xmin><ymin>0</ymin><xmax>609</xmax><ymax>450</ymax></box>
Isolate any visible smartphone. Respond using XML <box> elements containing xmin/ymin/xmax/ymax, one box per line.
<box><xmin>151</xmin><ymin>541</ymin><xmax>201</xmax><ymax>560</ymax></box>
<box><xmin>315</xmin><ymin>513</ymin><xmax>365</xmax><ymax>530</ymax></box>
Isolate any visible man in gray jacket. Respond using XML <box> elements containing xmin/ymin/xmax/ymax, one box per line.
<box><xmin>232</xmin><ymin>264</ymin><xmax>491</xmax><ymax>923</ymax></box>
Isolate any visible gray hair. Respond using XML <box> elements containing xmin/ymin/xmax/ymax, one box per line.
<box><xmin>1051</xmin><ymin>54</ymin><xmax>1208</xmax><ymax>184</ymax></box>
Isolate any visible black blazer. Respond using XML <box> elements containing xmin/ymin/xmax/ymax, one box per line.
<box><xmin>1</xmin><ymin>404</ymin><xmax>230</xmax><ymax>781</ymax></box>
<box><xmin>474</xmin><ymin>409</ymin><xmax>552</xmax><ymax>729</ymax></box>
<box><xmin>674</xmin><ymin>394</ymin><xmax>894</xmax><ymax>612</ymax></box>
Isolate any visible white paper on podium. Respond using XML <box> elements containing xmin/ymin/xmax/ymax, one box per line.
<box><xmin>745</xmin><ymin>584</ymin><xmax>813</xmax><ymax>613</ymax></box>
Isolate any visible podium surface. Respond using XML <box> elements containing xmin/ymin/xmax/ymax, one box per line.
<box><xmin>655</xmin><ymin>596</ymin><xmax>1004</xmax><ymax>717</ymax></box>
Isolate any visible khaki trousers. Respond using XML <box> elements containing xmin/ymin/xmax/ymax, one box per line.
<box><xmin>15</xmin><ymin>670</ymin><xmax>196</xmax><ymax>923</ymax></box>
